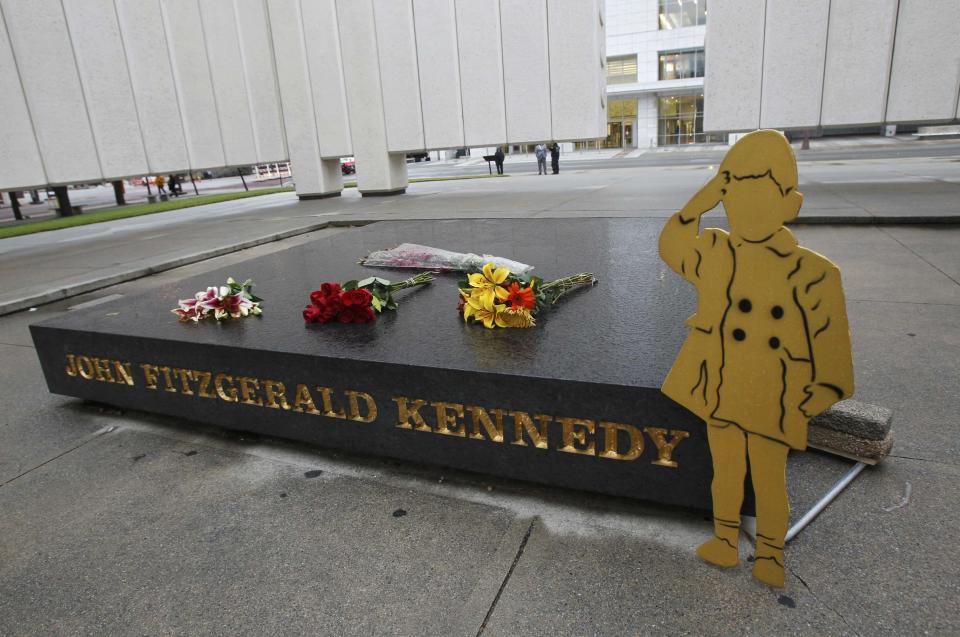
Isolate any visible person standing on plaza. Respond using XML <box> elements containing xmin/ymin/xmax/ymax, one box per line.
<box><xmin>494</xmin><ymin>146</ymin><xmax>505</xmax><ymax>175</ymax></box>
<box><xmin>535</xmin><ymin>143</ymin><xmax>547</xmax><ymax>175</ymax></box>
<box><xmin>550</xmin><ymin>142</ymin><xmax>560</xmax><ymax>174</ymax></box>
<box><xmin>155</xmin><ymin>174</ymin><xmax>166</xmax><ymax>195</ymax></box>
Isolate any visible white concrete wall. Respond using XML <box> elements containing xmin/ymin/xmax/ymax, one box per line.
<box><xmin>413</xmin><ymin>0</ymin><xmax>465</xmax><ymax>150</ymax></box>
<box><xmin>886</xmin><ymin>0</ymin><xmax>960</xmax><ymax>124</ymax></box>
<box><xmin>62</xmin><ymin>0</ymin><xmax>149</xmax><ymax>180</ymax></box>
<box><xmin>199</xmin><ymin>0</ymin><xmax>258</xmax><ymax>167</ymax></box>
<box><xmin>301</xmin><ymin>0</ymin><xmax>353</xmax><ymax>159</ymax></box>
<box><xmin>759</xmin><ymin>0</ymin><xmax>829</xmax><ymax>130</ymax></box>
<box><xmin>500</xmin><ymin>0</ymin><xmax>552</xmax><ymax>143</ymax></box>
<box><xmin>705</xmin><ymin>0</ymin><xmax>960</xmax><ymax>132</ymax></box>
<box><xmin>2</xmin><ymin>0</ymin><xmax>101</xmax><ymax>185</ymax></box>
<box><xmin>548</xmin><ymin>0</ymin><xmax>607</xmax><ymax>140</ymax></box>
<box><xmin>0</xmin><ymin>6</ymin><xmax>46</xmax><ymax>188</ymax></box>
<box><xmin>702</xmin><ymin>0</ymin><xmax>765</xmax><ymax>132</ymax></box>
<box><xmin>115</xmin><ymin>0</ymin><xmax>190</xmax><ymax>175</ymax></box>
<box><xmin>820</xmin><ymin>0</ymin><xmax>898</xmax><ymax>127</ymax></box>
<box><xmin>233</xmin><ymin>0</ymin><xmax>287</xmax><ymax>162</ymax></box>
<box><xmin>456</xmin><ymin>0</ymin><xmax>507</xmax><ymax>148</ymax></box>
<box><xmin>0</xmin><ymin>0</ymin><xmax>604</xmax><ymax>194</ymax></box>
<box><xmin>375</xmin><ymin>0</ymin><xmax>425</xmax><ymax>153</ymax></box>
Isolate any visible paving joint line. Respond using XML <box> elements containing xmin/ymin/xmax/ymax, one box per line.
<box><xmin>876</xmin><ymin>226</ymin><xmax>960</xmax><ymax>288</ymax></box>
<box><xmin>0</xmin><ymin>425</ymin><xmax>117</xmax><ymax>489</ymax></box>
<box><xmin>476</xmin><ymin>518</ymin><xmax>536</xmax><ymax>636</ymax></box>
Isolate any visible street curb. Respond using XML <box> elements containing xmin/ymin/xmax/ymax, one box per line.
<box><xmin>0</xmin><ymin>219</ymin><xmax>368</xmax><ymax>318</ymax></box>
<box><xmin>1</xmin><ymin>214</ymin><xmax>956</xmax><ymax>317</ymax></box>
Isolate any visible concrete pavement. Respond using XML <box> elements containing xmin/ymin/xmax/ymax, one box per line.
<box><xmin>0</xmin><ymin>153</ymin><xmax>959</xmax><ymax>635</ymax></box>
<box><xmin>0</xmin><ymin>219</ymin><xmax>958</xmax><ymax>634</ymax></box>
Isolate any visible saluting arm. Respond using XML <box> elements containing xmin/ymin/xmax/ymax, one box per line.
<box><xmin>659</xmin><ymin>172</ymin><xmax>727</xmax><ymax>280</ymax></box>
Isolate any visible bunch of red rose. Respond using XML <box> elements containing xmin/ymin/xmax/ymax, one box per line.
<box><xmin>303</xmin><ymin>282</ymin><xmax>376</xmax><ymax>324</ymax></box>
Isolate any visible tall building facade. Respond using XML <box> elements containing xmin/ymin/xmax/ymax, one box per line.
<box><xmin>604</xmin><ymin>0</ymin><xmax>720</xmax><ymax>148</ymax></box>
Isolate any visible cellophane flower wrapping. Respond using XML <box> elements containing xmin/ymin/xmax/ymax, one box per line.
<box><xmin>360</xmin><ymin>243</ymin><xmax>533</xmax><ymax>276</ymax></box>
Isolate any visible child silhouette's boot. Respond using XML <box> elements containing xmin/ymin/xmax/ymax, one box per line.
<box><xmin>696</xmin><ymin>519</ymin><xmax>740</xmax><ymax>568</ymax></box>
<box><xmin>752</xmin><ymin>538</ymin><xmax>785</xmax><ymax>588</ymax></box>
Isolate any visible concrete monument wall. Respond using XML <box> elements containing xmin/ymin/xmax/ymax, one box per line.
<box><xmin>0</xmin><ymin>0</ymin><xmax>606</xmax><ymax>196</ymax></box>
<box><xmin>704</xmin><ymin>0</ymin><xmax>960</xmax><ymax>132</ymax></box>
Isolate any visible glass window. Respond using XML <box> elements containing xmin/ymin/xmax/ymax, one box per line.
<box><xmin>657</xmin><ymin>93</ymin><xmax>721</xmax><ymax>145</ymax></box>
<box><xmin>659</xmin><ymin>0</ymin><xmax>707</xmax><ymax>30</ymax></box>
<box><xmin>607</xmin><ymin>98</ymin><xmax>637</xmax><ymax>120</ymax></box>
<box><xmin>606</xmin><ymin>55</ymin><xmax>638</xmax><ymax>84</ymax></box>
<box><xmin>658</xmin><ymin>48</ymin><xmax>705</xmax><ymax>80</ymax></box>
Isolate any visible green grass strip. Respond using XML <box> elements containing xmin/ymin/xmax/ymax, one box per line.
<box><xmin>0</xmin><ymin>173</ymin><xmax>506</xmax><ymax>240</ymax></box>
<box><xmin>0</xmin><ymin>187</ymin><xmax>293</xmax><ymax>240</ymax></box>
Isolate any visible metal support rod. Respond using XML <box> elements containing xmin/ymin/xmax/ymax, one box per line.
<box><xmin>785</xmin><ymin>461</ymin><xmax>867</xmax><ymax>543</ymax></box>
<box><xmin>238</xmin><ymin>168</ymin><xmax>248</xmax><ymax>191</ymax></box>
<box><xmin>190</xmin><ymin>174</ymin><xmax>199</xmax><ymax>196</ymax></box>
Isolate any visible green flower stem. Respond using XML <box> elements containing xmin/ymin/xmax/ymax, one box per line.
<box><xmin>388</xmin><ymin>271</ymin><xmax>437</xmax><ymax>292</ymax></box>
<box><xmin>540</xmin><ymin>272</ymin><xmax>597</xmax><ymax>305</ymax></box>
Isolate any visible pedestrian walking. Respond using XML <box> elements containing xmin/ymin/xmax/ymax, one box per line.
<box><xmin>168</xmin><ymin>174</ymin><xmax>181</xmax><ymax>196</ymax></box>
<box><xmin>494</xmin><ymin>147</ymin><xmax>505</xmax><ymax>175</ymax></box>
<box><xmin>535</xmin><ymin>143</ymin><xmax>547</xmax><ymax>175</ymax></box>
<box><xmin>550</xmin><ymin>143</ymin><xmax>560</xmax><ymax>174</ymax></box>
<box><xmin>155</xmin><ymin>174</ymin><xmax>166</xmax><ymax>194</ymax></box>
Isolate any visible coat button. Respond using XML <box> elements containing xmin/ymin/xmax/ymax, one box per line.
<box><xmin>771</xmin><ymin>305</ymin><xmax>784</xmax><ymax>319</ymax></box>
<box><xmin>738</xmin><ymin>298</ymin><xmax>752</xmax><ymax>312</ymax></box>
<box><xmin>769</xmin><ymin>336</ymin><xmax>780</xmax><ymax>349</ymax></box>
<box><xmin>732</xmin><ymin>328</ymin><xmax>746</xmax><ymax>341</ymax></box>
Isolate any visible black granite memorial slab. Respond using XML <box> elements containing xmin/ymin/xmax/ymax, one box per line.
<box><xmin>31</xmin><ymin>218</ymin><xmax>751</xmax><ymax>513</ymax></box>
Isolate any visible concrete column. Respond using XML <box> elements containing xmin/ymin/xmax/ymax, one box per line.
<box><xmin>112</xmin><ymin>180</ymin><xmax>125</xmax><ymax>206</ymax></box>
<box><xmin>9</xmin><ymin>191</ymin><xmax>23</xmax><ymax>220</ymax></box>
<box><xmin>265</xmin><ymin>0</ymin><xmax>343</xmax><ymax>199</ymax></box>
<box><xmin>337</xmin><ymin>0</ymin><xmax>407</xmax><ymax>196</ymax></box>
<box><xmin>52</xmin><ymin>186</ymin><xmax>73</xmax><ymax>217</ymax></box>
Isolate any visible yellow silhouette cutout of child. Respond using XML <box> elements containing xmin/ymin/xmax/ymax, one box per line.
<box><xmin>659</xmin><ymin>130</ymin><xmax>854</xmax><ymax>587</ymax></box>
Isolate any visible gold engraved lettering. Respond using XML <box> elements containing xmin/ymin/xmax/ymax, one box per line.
<box><xmin>194</xmin><ymin>370</ymin><xmax>215</xmax><ymax>398</ymax></box>
<box><xmin>263</xmin><ymin>380</ymin><xmax>291</xmax><ymax>410</ymax></box>
<box><xmin>467</xmin><ymin>406</ymin><xmax>505</xmax><ymax>443</ymax></box>
<box><xmin>92</xmin><ymin>358</ymin><xmax>116</xmax><ymax>383</ymax></box>
<box><xmin>112</xmin><ymin>361</ymin><xmax>135</xmax><ymax>386</ymax></box>
<box><xmin>558</xmin><ymin>417</ymin><xmax>596</xmax><ymax>455</ymax></box>
<box><xmin>141</xmin><ymin>363</ymin><xmax>160</xmax><ymax>390</ymax></box>
<box><xmin>346</xmin><ymin>390</ymin><xmax>377</xmax><ymax>423</ymax></box>
<box><xmin>393</xmin><ymin>396</ymin><xmax>432</xmax><ymax>432</ymax></box>
<box><xmin>239</xmin><ymin>376</ymin><xmax>263</xmax><ymax>406</ymax></box>
<box><xmin>173</xmin><ymin>368</ymin><xmax>195</xmax><ymax>395</ymax></box>
<box><xmin>215</xmin><ymin>373</ymin><xmax>238</xmax><ymax>402</ymax></box>
<box><xmin>319</xmin><ymin>387</ymin><xmax>346</xmax><ymax>419</ymax></box>
<box><xmin>510</xmin><ymin>411</ymin><xmax>551</xmax><ymax>449</ymax></box>
<box><xmin>65</xmin><ymin>354</ymin><xmax>78</xmax><ymax>377</ymax></box>
<box><xmin>644</xmin><ymin>427</ymin><xmax>690</xmax><ymax>468</ymax></box>
<box><xmin>292</xmin><ymin>384</ymin><xmax>320</xmax><ymax>414</ymax></box>
<box><xmin>432</xmin><ymin>402</ymin><xmax>465</xmax><ymax>436</ymax></box>
<box><xmin>599</xmin><ymin>421</ymin><xmax>643</xmax><ymax>461</ymax></box>
<box><xmin>76</xmin><ymin>356</ymin><xmax>95</xmax><ymax>380</ymax></box>
<box><xmin>158</xmin><ymin>366</ymin><xmax>177</xmax><ymax>393</ymax></box>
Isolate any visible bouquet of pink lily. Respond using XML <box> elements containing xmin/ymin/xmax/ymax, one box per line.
<box><xmin>172</xmin><ymin>277</ymin><xmax>263</xmax><ymax>322</ymax></box>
